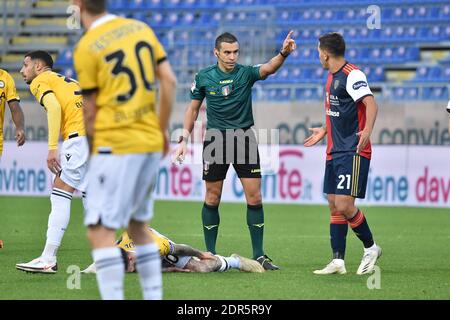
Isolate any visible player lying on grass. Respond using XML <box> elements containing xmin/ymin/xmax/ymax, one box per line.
<box><xmin>82</xmin><ymin>227</ymin><xmax>264</xmax><ymax>273</ymax></box>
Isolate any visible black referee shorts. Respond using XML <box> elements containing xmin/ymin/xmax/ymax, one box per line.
<box><xmin>202</xmin><ymin>128</ymin><xmax>261</xmax><ymax>181</ymax></box>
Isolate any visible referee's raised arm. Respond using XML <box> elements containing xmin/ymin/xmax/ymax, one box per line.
<box><xmin>258</xmin><ymin>30</ymin><xmax>297</xmax><ymax>79</ymax></box>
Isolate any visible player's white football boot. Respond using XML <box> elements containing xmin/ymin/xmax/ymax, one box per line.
<box><xmin>356</xmin><ymin>245</ymin><xmax>382</xmax><ymax>275</ymax></box>
<box><xmin>313</xmin><ymin>259</ymin><xmax>347</xmax><ymax>275</ymax></box>
<box><xmin>232</xmin><ymin>254</ymin><xmax>265</xmax><ymax>273</ymax></box>
<box><xmin>16</xmin><ymin>256</ymin><xmax>58</xmax><ymax>274</ymax></box>
<box><xmin>81</xmin><ymin>262</ymin><xmax>97</xmax><ymax>274</ymax></box>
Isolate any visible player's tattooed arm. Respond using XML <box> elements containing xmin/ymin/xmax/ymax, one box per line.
<box><xmin>172</xmin><ymin>244</ymin><xmax>215</xmax><ymax>260</ymax></box>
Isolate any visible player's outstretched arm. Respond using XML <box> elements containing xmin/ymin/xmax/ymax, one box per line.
<box><xmin>172</xmin><ymin>99</ymin><xmax>202</xmax><ymax>164</ymax></box>
<box><xmin>356</xmin><ymin>95</ymin><xmax>378</xmax><ymax>154</ymax></box>
<box><xmin>259</xmin><ymin>30</ymin><xmax>297</xmax><ymax>79</ymax></box>
<box><xmin>162</xmin><ymin>266</ymin><xmax>190</xmax><ymax>273</ymax></box>
<box><xmin>156</xmin><ymin>60</ymin><xmax>177</xmax><ymax>157</ymax></box>
<box><xmin>8</xmin><ymin>100</ymin><xmax>25</xmax><ymax>146</ymax></box>
<box><xmin>172</xmin><ymin>243</ymin><xmax>213</xmax><ymax>260</ymax></box>
<box><xmin>304</xmin><ymin>126</ymin><xmax>327</xmax><ymax>147</ymax></box>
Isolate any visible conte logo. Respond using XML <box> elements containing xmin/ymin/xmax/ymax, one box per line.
<box><xmin>353</xmin><ymin>81</ymin><xmax>368</xmax><ymax>90</ymax></box>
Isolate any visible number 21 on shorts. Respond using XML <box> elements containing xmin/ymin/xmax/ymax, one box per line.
<box><xmin>337</xmin><ymin>174</ymin><xmax>351</xmax><ymax>190</ymax></box>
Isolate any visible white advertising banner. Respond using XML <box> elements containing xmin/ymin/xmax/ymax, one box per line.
<box><xmin>1</xmin><ymin>142</ymin><xmax>449</xmax><ymax>208</ymax></box>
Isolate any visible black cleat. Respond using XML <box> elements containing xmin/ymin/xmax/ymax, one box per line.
<box><xmin>256</xmin><ymin>255</ymin><xmax>280</xmax><ymax>270</ymax></box>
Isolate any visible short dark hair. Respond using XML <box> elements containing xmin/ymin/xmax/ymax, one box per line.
<box><xmin>318</xmin><ymin>32</ymin><xmax>346</xmax><ymax>57</ymax></box>
<box><xmin>24</xmin><ymin>50</ymin><xmax>54</xmax><ymax>68</ymax></box>
<box><xmin>215</xmin><ymin>32</ymin><xmax>238</xmax><ymax>50</ymax></box>
<box><xmin>82</xmin><ymin>0</ymin><xmax>106</xmax><ymax>14</ymax></box>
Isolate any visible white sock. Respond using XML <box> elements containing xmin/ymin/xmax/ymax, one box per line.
<box><xmin>42</xmin><ymin>188</ymin><xmax>72</xmax><ymax>260</ymax></box>
<box><xmin>92</xmin><ymin>247</ymin><xmax>125</xmax><ymax>300</ymax></box>
<box><xmin>332</xmin><ymin>259</ymin><xmax>345</xmax><ymax>267</ymax></box>
<box><xmin>135</xmin><ymin>243</ymin><xmax>162</xmax><ymax>300</ymax></box>
<box><xmin>365</xmin><ymin>243</ymin><xmax>378</xmax><ymax>253</ymax></box>
<box><xmin>223</xmin><ymin>256</ymin><xmax>240</xmax><ymax>270</ymax></box>
<box><xmin>215</xmin><ymin>255</ymin><xmax>233</xmax><ymax>272</ymax></box>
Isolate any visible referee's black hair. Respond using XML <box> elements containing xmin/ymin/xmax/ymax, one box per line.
<box><xmin>318</xmin><ymin>32</ymin><xmax>346</xmax><ymax>57</ymax></box>
<box><xmin>215</xmin><ymin>32</ymin><xmax>239</xmax><ymax>50</ymax></box>
<box><xmin>24</xmin><ymin>50</ymin><xmax>54</xmax><ymax>69</ymax></box>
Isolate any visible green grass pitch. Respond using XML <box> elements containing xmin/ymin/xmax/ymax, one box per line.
<box><xmin>0</xmin><ymin>196</ymin><xmax>449</xmax><ymax>299</ymax></box>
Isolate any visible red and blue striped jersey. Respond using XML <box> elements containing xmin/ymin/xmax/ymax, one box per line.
<box><xmin>324</xmin><ymin>62</ymin><xmax>373</xmax><ymax>160</ymax></box>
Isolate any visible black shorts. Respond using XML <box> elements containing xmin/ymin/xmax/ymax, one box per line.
<box><xmin>323</xmin><ymin>153</ymin><xmax>370</xmax><ymax>198</ymax></box>
<box><xmin>202</xmin><ymin>128</ymin><xmax>261</xmax><ymax>181</ymax></box>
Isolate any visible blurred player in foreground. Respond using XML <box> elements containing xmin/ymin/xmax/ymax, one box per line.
<box><xmin>73</xmin><ymin>0</ymin><xmax>176</xmax><ymax>299</ymax></box>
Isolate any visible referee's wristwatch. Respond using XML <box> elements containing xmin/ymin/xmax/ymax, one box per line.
<box><xmin>178</xmin><ymin>136</ymin><xmax>188</xmax><ymax>144</ymax></box>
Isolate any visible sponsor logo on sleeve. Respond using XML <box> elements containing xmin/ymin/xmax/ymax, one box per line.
<box><xmin>352</xmin><ymin>81</ymin><xmax>368</xmax><ymax>90</ymax></box>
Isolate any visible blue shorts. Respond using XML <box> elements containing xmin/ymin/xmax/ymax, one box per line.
<box><xmin>323</xmin><ymin>153</ymin><xmax>370</xmax><ymax>199</ymax></box>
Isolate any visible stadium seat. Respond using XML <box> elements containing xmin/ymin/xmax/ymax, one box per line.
<box><xmin>406</xmin><ymin>87</ymin><xmax>419</xmax><ymax>100</ymax></box>
<box><xmin>428</xmin><ymin>67</ymin><xmax>442</xmax><ymax>81</ymax></box>
<box><xmin>429</xmin><ymin>26</ymin><xmax>441</xmax><ymax>41</ymax></box>
<box><xmin>146</xmin><ymin>12</ymin><xmax>164</xmax><ymax>28</ymax></box>
<box><xmin>63</xmin><ymin>67</ymin><xmax>75</xmax><ymax>79</ymax></box>
<box><xmin>55</xmin><ymin>49</ymin><xmax>72</xmax><ymax>65</ymax></box>
<box><xmin>423</xmin><ymin>86</ymin><xmax>449</xmax><ymax>100</ymax></box>
<box><xmin>372</xmin><ymin>66</ymin><xmax>385</xmax><ymax>82</ymax></box>
<box><xmin>439</xmin><ymin>5</ymin><xmax>450</xmax><ymax>20</ymax></box>
<box><xmin>108</xmin><ymin>0</ymin><xmax>128</xmax><ymax>10</ymax></box>
<box><xmin>47</xmin><ymin>0</ymin><xmax>450</xmax><ymax>102</ymax></box>
<box><xmin>129</xmin><ymin>0</ymin><xmax>146</xmax><ymax>9</ymax></box>
<box><xmin>132</xmin><ymin>11</ymin><xmax>147</xmax><ymax>22</ymax></box>
<box><xmin>276</xmin><ymin>88</ymin><xmax>292</xmax><ymax>101</ymax></box>
<box><xmin>295</xmin><ymin>88</ymin><xmax>321</xmax><ymax>100</ymax></box>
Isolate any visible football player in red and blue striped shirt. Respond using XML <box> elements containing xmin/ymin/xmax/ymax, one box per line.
<box><xmin>304</xmin><ymin>33</ymin><xmax>382</xmax><ymax>276</ymax></box>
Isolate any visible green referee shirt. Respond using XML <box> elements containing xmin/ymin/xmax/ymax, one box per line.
<box><xmin>190</xmin><ymin>63</ymin><xmax>262</xmax><ymax>130</ymax></box>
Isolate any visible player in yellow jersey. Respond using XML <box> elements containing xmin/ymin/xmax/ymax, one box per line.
<box><xmin>0</xmin><ymin>68</ymin><xmax>25</xmax><ymax>157</ymax></box>
<box><xmin>0</xmin><ymin>68</ymin><xmax>25</xmax><ymax>250</ymax></box>
<box><xmin>16</xmin><ymin>51</ymin><xmax>89</xmax><ymax>274</ymax></box>
<box><xmin>73</xmin><ymin>0</ymin><xmax>176</xmax><ymax>300</ymax></box>
<box><xmin>82</xmin><ymin>227</ymin><xmax>264</xmax><ymax>274</ymax></box>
